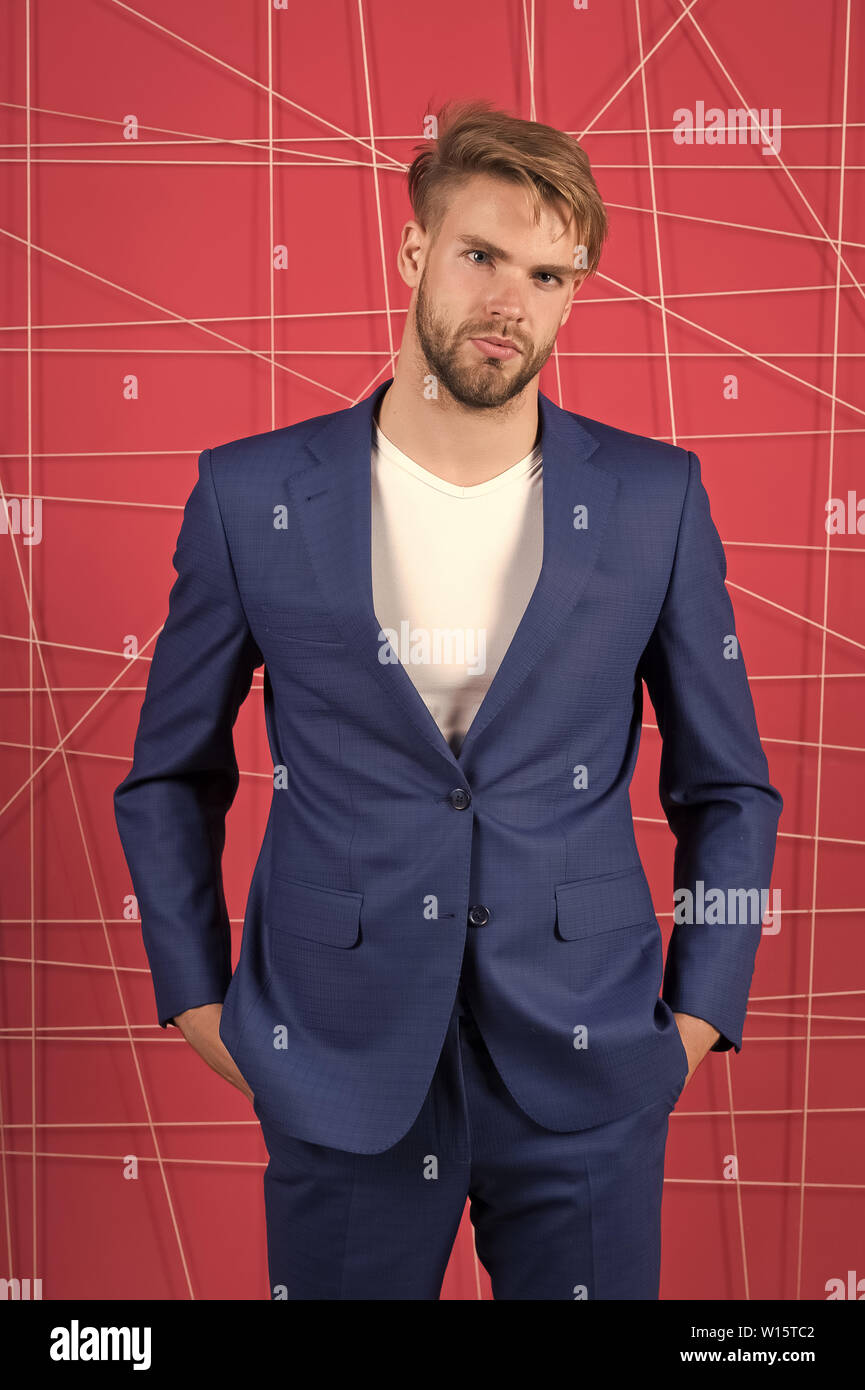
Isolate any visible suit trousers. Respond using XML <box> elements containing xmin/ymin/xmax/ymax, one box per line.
<box><xmin>258</xmin><ymin>981</ymin><xmax>680</xmax><ymax>1300</ymax></box>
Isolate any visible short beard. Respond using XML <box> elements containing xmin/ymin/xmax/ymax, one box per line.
<box><xmin>414</xmin><ymin>265</ymin><xmax>558</xmax><ymax>410</ymax></box>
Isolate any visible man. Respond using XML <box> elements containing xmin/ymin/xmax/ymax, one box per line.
<box><xmin>114</xmin><ymin>99</ymin><xmax>783</xmax><ymax>1300</ymax></box>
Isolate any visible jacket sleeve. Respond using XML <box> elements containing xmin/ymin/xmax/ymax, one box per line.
<box><xmin>637</xmin><ymin>449</ymin><xmax>783</xmax><ymax>1052</ymax></box>
<box><xmin>113</xmin><ymin>447</ymin><xmax>263</xmax><ymax>1028</ymax></box>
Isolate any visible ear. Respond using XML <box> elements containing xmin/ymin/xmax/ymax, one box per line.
<box><xmin>396</xmin><ymin>220</ymin><xmax>426</xmax><ymax>289</ymax></box>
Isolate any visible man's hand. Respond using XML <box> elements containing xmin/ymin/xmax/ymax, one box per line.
<box><xmin>673</xmin><ymin>1011</ymin><xmax>721</xmax><ymax>1086</ymax></box>
<box><xmin>172</xmin><ymin>1003</ymin><xmax>254</xmax><ymax>1103</ymax></box>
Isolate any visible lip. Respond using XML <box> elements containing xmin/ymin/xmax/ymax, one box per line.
<box><xmin>469</xmin><ymin>336</ymin><xmax>521</xmax><ymax>361</ymax></box>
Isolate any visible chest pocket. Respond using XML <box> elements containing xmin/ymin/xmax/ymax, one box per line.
<box><xmin>253</xmin><ymin>603</ymin><xmax>345</xmax><ymax>647</ymax></box>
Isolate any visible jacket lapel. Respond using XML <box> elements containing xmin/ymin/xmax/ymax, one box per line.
<box><xmin>282</xmin><ymin>377</ymin><xmax>619</xmax><ymax>767</ymax></box>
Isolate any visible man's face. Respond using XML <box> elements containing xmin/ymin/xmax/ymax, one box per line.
<box><xmin>410</xmin><ymin>173</ymin><xmax>582</xmax><ymax>410</ymax></box>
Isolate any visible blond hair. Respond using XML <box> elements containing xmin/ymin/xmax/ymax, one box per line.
<box><xmin>407</xmin><ymin>99</ymin><xmax>609</xmax><ymax>278</ymax></box>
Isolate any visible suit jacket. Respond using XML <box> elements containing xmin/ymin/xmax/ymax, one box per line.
<box><xmin>113</xmin><ymin>377</ymin><xmax>783</xmax><ymax>1154</ymax></box>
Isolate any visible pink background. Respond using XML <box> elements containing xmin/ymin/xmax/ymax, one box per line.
<box><xmin>1</xmin><ymin>0</ymin><xmax>863</xmax><ymax>1300</ymax></box>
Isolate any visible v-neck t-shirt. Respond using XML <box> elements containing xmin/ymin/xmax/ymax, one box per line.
<box><xmin>370</xmin><ymin>418</ymin><xmax>543</xmax><ymax>754</ymax></box>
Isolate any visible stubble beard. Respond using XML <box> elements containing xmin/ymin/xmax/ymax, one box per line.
<box><xmin>413</xmin><ymin>266</ymin><xmax>558</xmax><ymax>411</ymax></box>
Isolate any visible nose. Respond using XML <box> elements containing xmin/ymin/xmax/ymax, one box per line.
<box><xmin>481</xmin><ymin>274</ymin><xmax>526</xmax><ymax>332</ymax></box>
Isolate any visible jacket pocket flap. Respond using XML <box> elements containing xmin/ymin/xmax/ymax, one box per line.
<box><xmin>266</xmin><ymin>872</ymin><xmax>363</xmax><ymax>948</ymax></box>
<box><xmin>555</xmin><ymin>866</ymin><xmax>656</xmax><ymax>941</ymax></box>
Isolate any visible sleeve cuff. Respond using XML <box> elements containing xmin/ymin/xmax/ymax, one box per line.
<box><xmin>158</xmin><ymin>993</ymin><xmax>227</xmax><ymax>1030</ymax></box>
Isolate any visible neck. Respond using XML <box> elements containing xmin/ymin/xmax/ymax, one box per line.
<box><xmin>375</xmin><ymin>331</ymin><xmax>541</xmax><ymax>488</ymax></box>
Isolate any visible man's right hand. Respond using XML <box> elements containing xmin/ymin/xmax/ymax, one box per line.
<box><xmin>172</xmin><ymin>1002</ymin><xmax>254</xmax><ymax>1103</ymax></box>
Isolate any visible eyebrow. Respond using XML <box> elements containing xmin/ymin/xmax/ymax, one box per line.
<box><xmin>455</xmin><ymin>233</ymin><xmax>578</xmax><ymax>281</ymax></box>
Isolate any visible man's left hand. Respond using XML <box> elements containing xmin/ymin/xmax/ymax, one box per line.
<box><xmin>673</xmin><ymin>1012</ymin><xmax>721</xmax><ymax>1086</ymax></box>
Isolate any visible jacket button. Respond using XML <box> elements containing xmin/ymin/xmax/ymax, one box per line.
<box><xmin>448</xmin><ymin>787</ymin><xmax>471</xmax><ymax>810</ymax></box>
<box><xmin>468</xmin><ymin>904</ymin><xmax>490</xmax><ymax>926</ymax></box>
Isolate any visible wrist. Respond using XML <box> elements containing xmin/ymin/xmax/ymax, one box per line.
<box><xmin>674</xmin><ymin>1012</ymin><xmax>721</xmax><ymax>1061</ymax></box>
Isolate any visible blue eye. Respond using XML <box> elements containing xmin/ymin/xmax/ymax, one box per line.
<box><xmin>464</xmin><ymin>249</ymin><xmax>561</xmax><ymax>285</ymax></box>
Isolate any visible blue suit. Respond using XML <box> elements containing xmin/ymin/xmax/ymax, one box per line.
<box><xmin>114</xmin><ymin>378</ymin><xmax>782</xmax><ymax>1169</ymax></box>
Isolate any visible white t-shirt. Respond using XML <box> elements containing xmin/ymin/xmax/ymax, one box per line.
<box><xmin>371</xmin><ymin>418</ymin><xmax>543</xmax><ymax>754</ymax></box>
